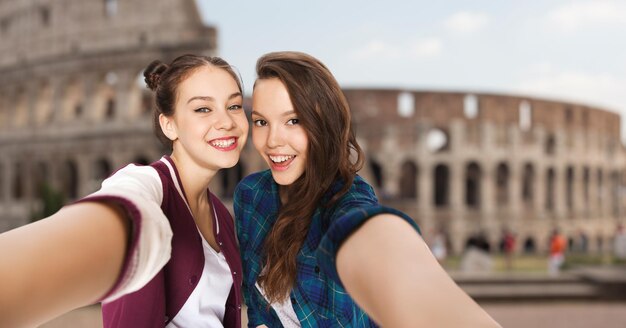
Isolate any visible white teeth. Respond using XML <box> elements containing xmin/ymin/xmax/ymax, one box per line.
<box><xmin>210</xmin><ymin>138</ymin><xmax>235</xmax><ymax>148</ymax></box>
<box><xmin>269</xmin><ymin>155</ymin><xmax>294</xmax><ymax>163</ymax></box>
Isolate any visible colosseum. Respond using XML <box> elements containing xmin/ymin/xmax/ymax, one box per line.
<box><xmin>343</xmin><ymin>89</ymin><xmax>626</xmax><ymax>254</ymax></box>
<box><xmin>0</xmin><ymin>0</ymin><xmax>217</xmax><ymax>230</ymax></box>
<box><xmin>1</xmin><ymin>0</ymin><xmax>624</xmax><ymax>256</ymax></box>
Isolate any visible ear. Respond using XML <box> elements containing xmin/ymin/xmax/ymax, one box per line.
<box><xmin>159</xmin><ymin>113</ymin><xmax>178</xmax><ymax>141</ymax></box>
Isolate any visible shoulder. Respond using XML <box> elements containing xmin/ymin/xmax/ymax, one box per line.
<box><xmin>332</xmin><ymin>175</ymin><xmax>378</xmax><ymax>205</ymax></box>
<box><xmin>235</xmin><ymin>170</ymin><xmax>273</xmax><ymax>194</ymax></box>
<box><xmin>107</xmin><ymin>163</ymin><xmax>160</xmax><ymax>182</ymax></box>
<box><xmin>82</xmin><ymin>162</ymin><xmax>166</xmax><ymax>210</ymax></box>
<box><xmin>351</xmin><ymin>175</ymin><xmax>376</xmax><ymax>197</ymax></box>
<box><xmin>320</xmin><ymin>175</ymin><xmax>379</xmax><ymax>223</ymax></box>
<box><xmin>102</xmin><ymin>164</ymin><xmax>162</xmax><ymax>195</ymax></box>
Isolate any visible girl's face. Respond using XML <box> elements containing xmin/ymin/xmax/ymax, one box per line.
<box><xmin>251</xmin><ymin>78</ymin><xmax>308</xmax><ymax>185</ymax></box>
<box><xmin>163</xmin><ymin>66</ymin><xmax>248</xmax><ymax>172</ymax></box>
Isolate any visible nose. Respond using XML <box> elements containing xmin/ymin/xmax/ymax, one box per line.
<box><xmin>266</xmin><ymin>126</ymin><xmax>284</xmax><ymax>149</ymax></box>
<box><xmin>215</xmin><ymin>109</ymin><xmax>236</xmax><ymax>130</ymax></box>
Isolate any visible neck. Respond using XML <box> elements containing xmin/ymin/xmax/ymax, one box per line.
<box><xmin>169</xmin><ymin>153</ymin><xmax>216</xmax><ymax>207</ymax></box>
<box><xmin>278</xmin><ymin>185</ymin><xmax>288</xmax><ymax>205</ymax></box>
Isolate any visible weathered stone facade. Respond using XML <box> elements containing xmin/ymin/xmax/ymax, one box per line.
<box><xmin>344</xmin><ymin>89</ymin><xmax>626</xmax><ymax>254</ymax></box>
<box><xmin>0</xmin><ymin>0</ymin><xmax>218</xmax><ymax>231</ymax></box>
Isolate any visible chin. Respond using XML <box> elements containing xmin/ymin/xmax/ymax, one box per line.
<box><xmin>270</xmin><ymin>172</ymin><xmax>297</xmax><ymax>186</ymax></box>
<box><xmin>222</xmin><ymin>160</ymin><xmax>240</xmax><ymax>169</ymax></box>
<box><xmin>212</xmin><ymin>158</ymin><xmax>239</xmax><ymax>170</ymax></box>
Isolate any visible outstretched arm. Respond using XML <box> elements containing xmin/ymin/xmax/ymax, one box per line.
<box><xmin>0</xmin><ymin>202</ymin><xmax>129</xmax><ymax>327</ymax></box>
<box><xmin>336</xmin><ymin>214</ymin><xmax>501</xmax><ymax>328</ymax></box>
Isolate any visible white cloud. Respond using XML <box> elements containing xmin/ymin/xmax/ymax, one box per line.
<box><xmin>548</xmin><ymin>1</ymin><xmax>626</xmax><ymax>30</ymax></box>
<box><xmin>444</xmin><ymin>11</ymin><xmax>489</xmax><ymax>34</ymax></box>
<box><xmin>351</xmin><ymin>38</ymin><xmax>442</xmax><ymax>60</ymax></box>
<box><xmin>352</xmin><ymin>40</ymin><xmax>400</xmax><ymax>60</ymax></box>
<box><xmin>409</xmin><ymin>38</ymin><xmax>442</xmax><ymax>58</ymax></box>
<box><xmin>516</xmin><ymin>71</ymin><xmax>626</xmax><ymax>114</ymax></box>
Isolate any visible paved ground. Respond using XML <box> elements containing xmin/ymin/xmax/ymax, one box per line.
<box><xmin>39</xmin><ymin>301</ymin><xmax>626</xmax><ymax>327</ymax></box>
<box><xmin>483</xmin><ymin>302</ymin><xmax>626</xmax><ymax>328</ymax></box>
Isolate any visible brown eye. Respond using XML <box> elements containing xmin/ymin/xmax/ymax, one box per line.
<box><xmin>253</xmin><ymin>119</ymin><xmax>267</xmax><ymax>127</ymax></box>
<box><xmin>194</xmin><ymin>107</ymin><xmax>211</xmax><ymax>113</ymax></box>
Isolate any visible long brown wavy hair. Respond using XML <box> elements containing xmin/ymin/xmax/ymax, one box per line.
<box><xmin>255</xmin><ymin>51</ymin><xmax>365</xmax><ymax>303</ymax></box>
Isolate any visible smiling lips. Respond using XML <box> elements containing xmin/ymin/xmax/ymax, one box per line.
<box><xmin>209</xmin><ymin>137</ymin><xmax>238</xmax><ymax>151</ymax></box>
<box><xmin>268</xmin><ymin>154</ymin><xmax>295</xmax><ymax>171</ymax></box>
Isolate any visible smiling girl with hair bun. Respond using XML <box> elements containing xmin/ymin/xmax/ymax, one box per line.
<box><xmin>0</xmin><ymin>54</ymin><xmax>248</xmax><ymax>328</ymax></box>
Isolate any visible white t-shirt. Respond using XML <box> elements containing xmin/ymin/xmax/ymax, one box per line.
<box><xmin>167</xmin><ymin>233</ymin><xmax>233</xmax><ymax>327</ymax></box>
<box><xmin>255</xmin><ymin>282</ymin><xmax>300</xmax><ymax>327</ymax></box>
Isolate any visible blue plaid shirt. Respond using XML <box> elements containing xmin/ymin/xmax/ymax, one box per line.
<box><xmin>234</xmin><ymin>170</ymin><xmax>421</xmax><ymax>327</ymax></box>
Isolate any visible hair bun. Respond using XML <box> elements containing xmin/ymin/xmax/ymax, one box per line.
<box><xmin>144</xmin><ymin>60</ymin><xmax>169</xmax><ymax>91</ymax></box>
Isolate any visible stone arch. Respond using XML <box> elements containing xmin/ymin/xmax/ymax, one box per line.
<box><xmin>434</xmin><ymin>164</ymin><xmax>449</xmax><ymax>208</ymax></box>
<box><xmin>545</xmin><ymin>134</ymin><xmax>556</xmax><ymax>155</ymax></box>
<box><xmin>128</xmin><ymin>69</ymin><xmax>152</xmax><ymax>118</ymax></box>
<box><xmin>32</xmin><ymin>161</ymin><xmax>48</xmax><ymax>199</ymax></box>
<box><xmin>465</xmin><ymin>162</ymin><xmax>482</xmax><ymax>209</ymax></box>
<box><xmin>597</xmin><ymin>168</ymin><xmax>604</xmax><ymax>210</ymax></box>
<box><xmin>523</xmin><ymin>236</ymin><xmax>536</xmax><ymax>254</ymax></box>
<box><xmin>40</xmin><ymin>6</ymin><xmax>51</xmax><ymax>26</ymax></box>
<box><xmin>220</xmin><ymin>161</ymin><xmax>245</xmax><ymax>199</ymax></box>
<box><xmin>566</xmin><ymin>166</ymin><xmax>575</xmax><ymax>211</ymax></box>
<box><xmin>105</xmin><ymin>97</ymin><xmax>116</xmax><ymax>119</ymax></box>
<box><xmin>94</xmin><ymin>72</ymin><xmax>117</xmax><ymax>121</ymax></box>
<box><xmin>94</xmin><ymin>158</ymin><xmax>112</xmax><ymax>182</ymax></box>
<box><xmin>622</xmin><ymin>170</ymin><xmax>626</xmax><ymax>216</ymax></box>
<box><xmin>583</xmin><ymin>167</ymin><xmax>590</xmax><ymax>210</ymax></box>
<box><xmin>34</xmin><ymin>79</ymin><xmax>53</xmax><ymax>125</ymax></box>
<box><xmin>61</xmin><ymin>160</ymin><xmax>79</xmax><ymax>200</ymax></box>
<box><xmin>141</xmin><ymin>89</ymin><xmax>154</xmax><ymax>117</ymax></box>
<box><xmin>369</xmin><ymin>158</ymin><xmax>384</xmax><ymax>190</ymax></box>
<box><xmin>13</xmin><ymin>162</ymin><xmax>24</xmax><ymax>200</ymax></box>
<box><xmin>14</xmin><ymin>86</ymin><xmax>28</xmax><ymax>127</ymax></box>
<box><xmin>546</xmin><ymin>167</ymin><xmax>556</xmax><ymax>211</ymax></box>
<box><xmin>0</xmin><ymin>162</ymin><xmax>3</xmax><ymax>201</ymax></box>
<box><xmin>399</xmin><ymin>160</ymin><xmax>418</xmax><ymax>199</ymax></box>
<box><xmin>63</xmin><ymin>77</ymin><xmax>84</xmax><ymax>121</ymax></box>
<box><xmin>87</xmin><ymin>157</ymin><xmax>113</xmax><ymax>193</ymax></box>
<box><xmin>495</xmin><ymin>162</ymin><xmax>509</xmax><ymax>205</ymax></box>
<box><xmin>596</xmin><ymin>234</ymin><xmax>605</xmax><ymax>253</ymax></box>
<box><xmin>522</xmin><ymin>163</ymin><xmax>534</xmax><ymax>207</ymax></box>
<box><xmin>611</xmin><ymin>170</ymin><xmax>620</xmax><ymax>218</ymax></box>
<box><xmin>0</xmin><ymin>90</ymin><xmax>7</xmax><ymax>129</ymax></box>
<box><xmin>464</xmin><ymin>232</ymin><xmax>491</xmax><ymax>252</ymax></box>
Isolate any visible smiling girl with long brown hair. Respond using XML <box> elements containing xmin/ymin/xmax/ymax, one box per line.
<box><xmin>235</xmin><ymin>51</ymin><xmax>501</xmax><ymax>327</ymax></box>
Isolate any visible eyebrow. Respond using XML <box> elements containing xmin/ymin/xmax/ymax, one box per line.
<box><xmin>251</xmin><ymin>110</ymin><xmax>296</xmax><ymax>117</ymax></box>
<box><xmin>186</xmin><ymin>92</ymin><xmax>242</xmax><ymax>104</ymax></box>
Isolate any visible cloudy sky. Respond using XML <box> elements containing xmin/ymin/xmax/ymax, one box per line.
<box><xmin>197</xmin><ymin>0</ymin><xmax>626</xmax><ymax>136</ymax></box>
